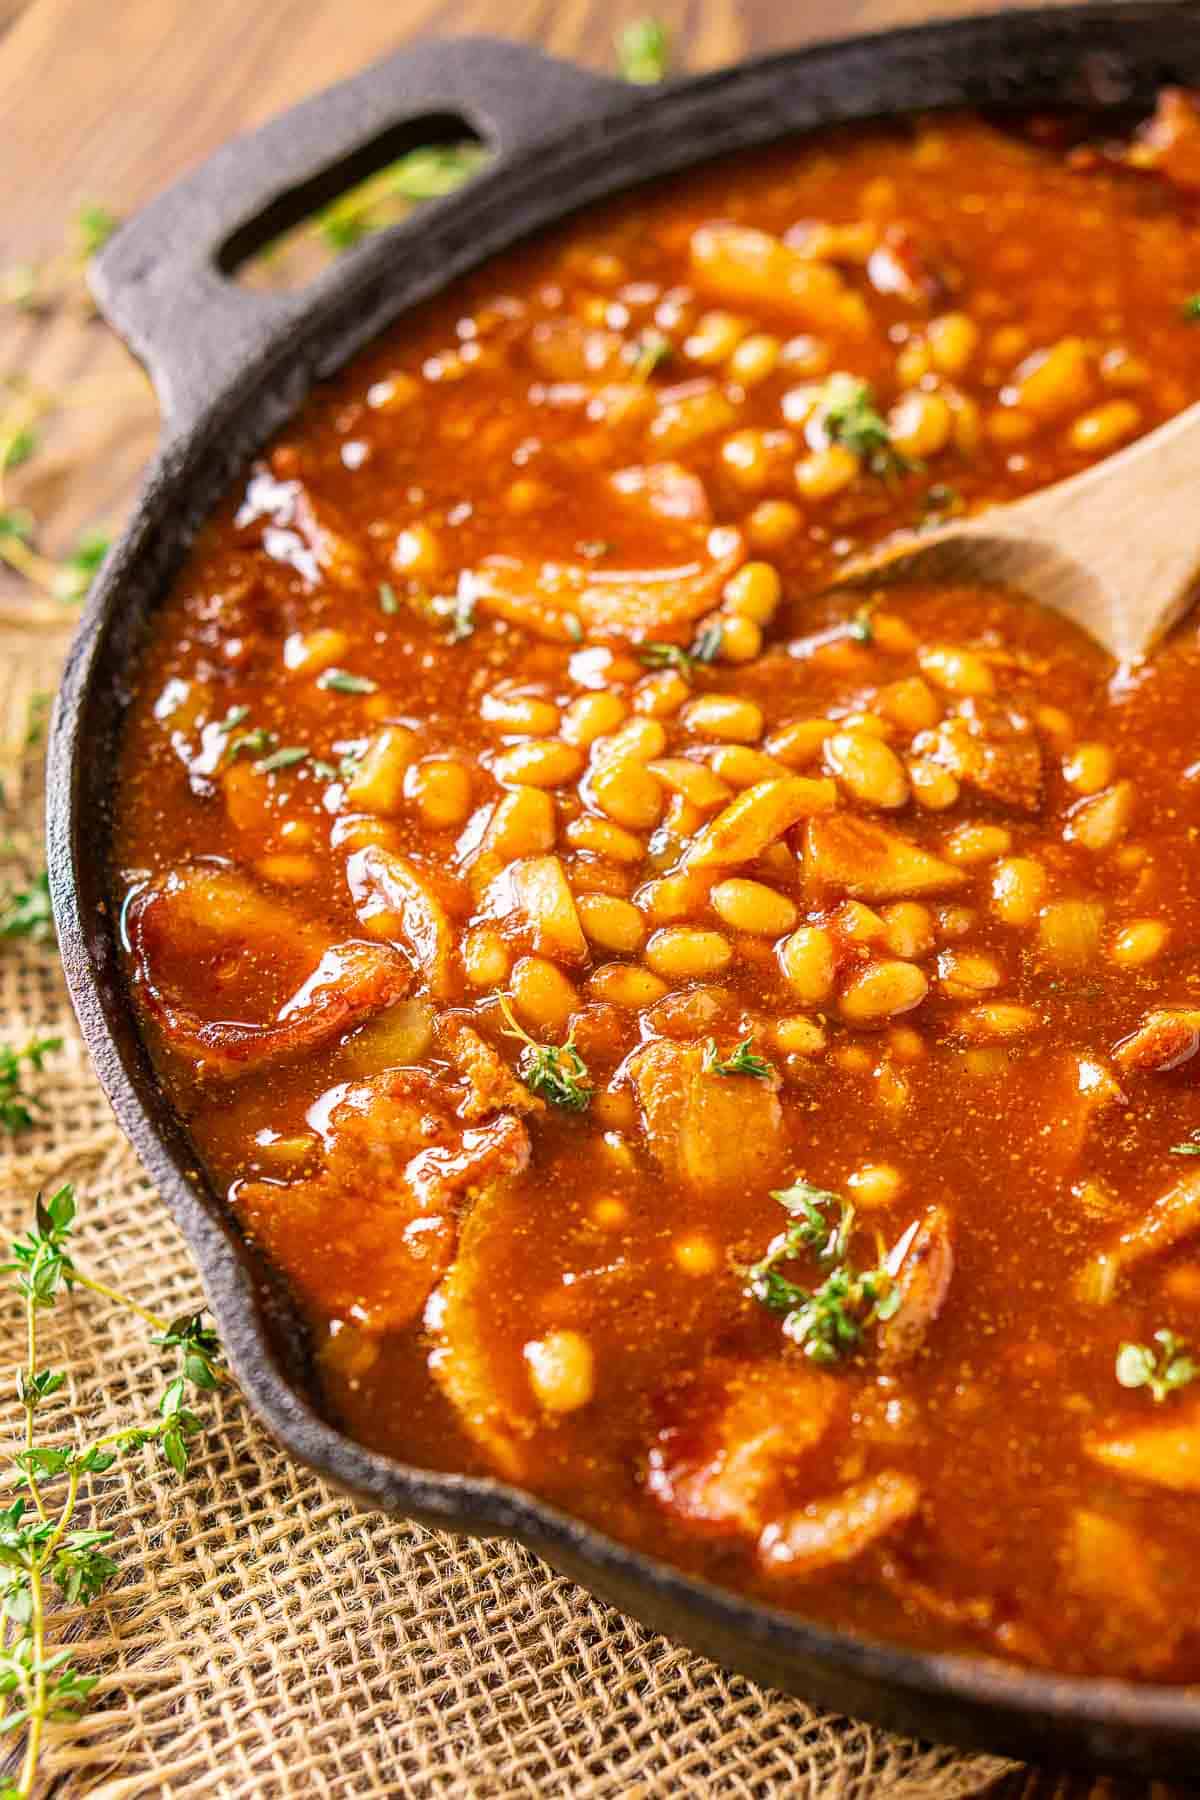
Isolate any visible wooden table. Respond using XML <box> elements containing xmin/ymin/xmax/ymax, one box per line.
<box><xmin>0</xmin><ymin>1</ymin><xmax>1194</xmax><ymax>1795</ymax></box>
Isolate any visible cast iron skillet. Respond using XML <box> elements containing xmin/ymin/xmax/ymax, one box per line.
<box><xmin>45</xmin><ymin>4</ymin><xmax>1200</xmax><ymax>1774</ymax></box>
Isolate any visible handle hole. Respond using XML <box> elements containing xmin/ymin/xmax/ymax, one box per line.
<box><xmin>220</xmin><ymin>112</ymin><xmax>487</xmax><ymax>291</ymax></box>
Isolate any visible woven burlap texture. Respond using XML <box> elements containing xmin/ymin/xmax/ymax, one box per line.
<box><xmin>0</xmin><ymin>625</ymin><xmax>1015</xmax><ymax>1798</ymax></box>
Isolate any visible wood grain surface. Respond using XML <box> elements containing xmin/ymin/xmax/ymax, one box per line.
<box><xmin>0</xmin><ymin>1</ymin><xmax>1193</xmax><ymax>1795</ymax></box>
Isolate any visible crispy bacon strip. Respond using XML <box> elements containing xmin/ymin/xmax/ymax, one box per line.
<box><xmin>128</xmin><ymin>866</ymin><xmax>413</xmax><ymax>1081</ymax></box>
<box><xmin>240</xmin><ymin>1068</ymin><xmax>530</xmax><ymax>1334</ymax></box>
<box><xmin>467</xmin><ymin>530</ymin><xmax>745</xmax><ymax>645</ymax></box>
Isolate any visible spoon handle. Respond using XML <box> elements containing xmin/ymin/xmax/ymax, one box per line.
<box><xmin>970</xmin><ymin>399</ymin><xmax>1200</xmax><ymax>660</ymax></box>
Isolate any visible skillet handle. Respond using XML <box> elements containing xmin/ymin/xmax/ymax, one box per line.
<box><xmin>89</xmin><ymin>37</ymin><xmax>626</xmax><ymax>438</ymax></box>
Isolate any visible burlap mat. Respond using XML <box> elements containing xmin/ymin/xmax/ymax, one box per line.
<box><xmin>0</xmin><ymin>622</ymin><xmax>1016</xmax><ymax>1796</ymax></box>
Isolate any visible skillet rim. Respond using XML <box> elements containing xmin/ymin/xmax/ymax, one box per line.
<box><xmin>46</xmin><ymin>3</ymin><xmax>1200</xmax><ymax>1767</ymax></box>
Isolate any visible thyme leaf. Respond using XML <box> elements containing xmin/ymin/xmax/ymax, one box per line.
<box><xmin>317</xmin><ymin>668</ymin><xmax>378</xmax><ymax>695</ymax></box>
<box><xmin>0</xmin><ymin>1038</ymin><xmax>61</xmax><ymax>1136</ymax></box>
<box><xmin>639</xmin><ymin>622</ymin><xmax>723</xmax><ymax>679</ymax></box>
<box><xmin>815</xmin><ymin>373</ymin><xmax>912</xmax><ymax>482</ymax></box>
<box><xmin>0</xmin><ymin>1184</ymin><xmax>227</xmax><ymax>1791</ymax></box>
<box><xmin>1116</xmin><ymin>1329</ymin><xmax>1199</xmax><ymax>1403</ymax></box>
<box><xmin>0</xmin><ymin>873</ymin><xmax>53</xmax><ymax>945</ymax></box>
<box><xmin>496</xmin><ymin>993</ymin><xmax>592</xmax><ymax>1112</ymax></box>
<box><xmin>744</xmin><ymin>1178</ymin><xmax>898</xmax><ymax>1367</ymax></box>
<box><xmin>701</xmin><ymin>1036</ymin><xmax>775</xmax><ymax>1080</ymax></box>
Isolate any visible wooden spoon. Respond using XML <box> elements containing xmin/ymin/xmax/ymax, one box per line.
<box><xmin>836</xmin><ymin>401</ymin><xmax>1200</xmax><ymax>663</ymax></box>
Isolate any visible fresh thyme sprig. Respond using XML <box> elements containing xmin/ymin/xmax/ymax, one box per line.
<box><xmin>0</xmin><ymin>1184</ymin><xmax>226</xmax><ymax>1796</ymax></box>
<box><xmin>701</xmin><ymin>1036</ymin><xmax>775</xmax><ymax>1080</ymax></box>
<box><xmin>0</xmin><ymin>380</ymin><xmax>121</xmax><ymax>613</ymax></box>
<box><xmin>639</xmin><ymin>621</ymin><xmax>724</xmax><ymax>679</ymax></box>
<box><xmin>744</xmin><ymin>1178</ymin><xmax>899</xmax><ymax>1366</ymax></box>
<box><xmin>0</xmin><ymin>872</ymin><xmax>53</xmax><ymax>945</ymax></box>
<box><xmin>0</xmin><ymin>204</ymin><xmax>120</xmax><ymax>315</ymax></box>
<box><xmin>1116</xmin><ymin>1328</ymin><xmax>1199</xmax><ymax>1404</ymax></box>
<box><xmin>626</xmin><ymin>328</ymin><xmax>673</xmax><ymax>384</ymax></box>
<box><xmin>496</xmin><ymin>992</ymin><xmax>592</xmax><ymax>1112</ymax></box>
<box><xmin>0</xmin><ymin>1038</ymin><xmax>61</xmax><ymax>1135</ymax></box>
<box><xmin>814</xmin><ymin>373</ymin><xmax>912</xmax><ymax>482</ymax></box>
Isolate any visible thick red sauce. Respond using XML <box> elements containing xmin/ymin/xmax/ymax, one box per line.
<box><xmin>114</xmin><ymin>102</ymin><xmax>1200</xmax><ymax>1678</ymax></box>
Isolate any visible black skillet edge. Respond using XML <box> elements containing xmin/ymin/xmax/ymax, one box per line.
<box><xmin>47</xmin><ymin>7</ymin><xmax>1200</xmax><ymax>1773</ymax></box>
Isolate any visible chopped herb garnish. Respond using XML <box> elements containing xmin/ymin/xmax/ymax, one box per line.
<box><xmin>702</xmin><ymin>1037</ymin><xmax>775</xmax><ymax>1080</ymax></box>
<box><xmin>691</xmin><ymin>619</ymin><xmax>725</xmax><ymax>663</ymax></box>
<box><xmin>1182</xmin><ymin>295</ymin><xmax>1200</xmax><ymax>321</ymax></box>
<box><xmin>627</xmin><ymin>329</ymin><xmax>673</xmax><ymax>383</ymax></box>
<box><xmin>1116</xmin><ymin>1329</ymin><xmax>1199</xmax><ymax>1404</ymax></box>
<box><xmin>497</xmin><ymin>993</ymin><xmax>592</xmax><ymax>1113</ymax></box>
<box><xmin>640</xmin><ymin>623</ymin><xmax>723</xmax><ymax>679</ymax></box>
<box><xmin>254</xmin><ymin>745</ymin><xmax>309</xmax><ymax>774</ymax></box>
<box><xmin>616</xmin><ymin>16</ymin><xmax>671</xmax><ymax>84</ymax></box>
<box><xmin>227</xmin><ymin>727</ymin><xmax>275</xmax><ymax>762</ymax></box>
<box><xmin>816</xmin><ymin>373</ymin><xmax>911</xmax><ymax>482</ymax></box>
<box><xmin>848</xmin><ymin>605</ymin><xmax>875</xmax><ymax>644</ymax></box>
<box><xmin>640</xmin><ymin>642</ymin><xmax>696</xmax><ymax>676</ymax></box>
<box><xmin>744</xmin><ymin>1178</ymin><xmax>898</xmax><ymax>1367</ymax></box>
<box><xmin>0</xmin><ymin>870</ymin><xmax>54</xmax><ymax>944</ymax></box>
<box><xmin>564</xmin><ymin>615</ymin><xmax>584</xmax><ymax>644</ymax></box>
<box><xmin>0</xmin><ymin>1036</ymin><xmax>62</xmax><ymax>1135</ymax></box>
<box><xmin>334</xmin><ymin>738</ymin><xmax>369</xmax><ymax>782</ymax></box>
<box><xmin>309</xmin><ymin>760</ymin><xmax>337</xmax><ymax>781</ymax></box>
<box><xmin>317</xmin><ymin>668</ymin><xmax>378</xmax><ymax>695</ymax></box>
<box><xmin>1170</xmin><ymin>1130</ymin><xmax>1200</xmax><ymax>1156</ymax></box>
<box><xmin>435</xmin><ymin>577</ymin><xmax>477</xmax><ymax>643</ymax></box>
<box><xmin>379</xmin><ymin>581</ymin><xmax>400</xmax><ymax>615</ymax></box>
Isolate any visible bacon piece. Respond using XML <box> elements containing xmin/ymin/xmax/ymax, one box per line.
<box><xmin>610</xmin><ymin>461</ymin><xmax>711</xmax><ymax>524</ymax></box>
<box><xmin>866</xmin><ymin>224</ymin><xmax>952</xmax><ymax>310</ymax></box>
<box><xmin>758</xmin><ymin>1470</ymin><xmax>922</xmax><ymax>1580</ymax></box>
<box><xmin>920</xmin><ymin>700</ymin><xmax>1043</xmax><ymax>814</ymax></box>
<box><xmin>526</xmin><ymin>319</ymin><xmax>628</xmax><ymax>381</ymax></box>
<box><xmin>689</xmin><ymin>222</ymin><xmax>870</xmax><ymax>335</ymax></box>
<box><xmin>804</xmin><ymin>815</ymin><xmax>966</xmax><ymax>900</ymax></box>
<box><xmin>435</xmin><ymin>1013</ymin><xmax>542</xmax><ymax>1123</ymax></box>
<box><xmin>127</xmin><ymin>867</ymin><xmax>413</xmax><ymax>1082</ymax></box>
<box><xmin>1114</xmin><ymin>1008</ymin><xmax>1200</xmax><ymax>1073</ymax></box>
<box><xmin>239</xmin><ymin>1068</ymin><xmax>530</xmax><ymax>1334</ymax></box>
<box><xmin>1058</xmin><ymin>1509</ymin><xmax>1176</xmax><ymax>1673</ymax></box>
<box><xmin>878</xmin><ymin>1207</ymin><xmax>954</xmax><ymax>1368</ymax></box>
<box><xmin>346</xmin><ymin>846</ymin><xmax>457</xmax><ymax>998</ymax></box>
<box><xmin>645</xmin><ymin>1360</ymin><xmax>842</xmax><ymax>1534</ymax></box>
<box><xmin>685</xmin><ymin>776</ymin><xmax>836</xmax><ymax>870</ymax></box>
<box><xmin>625</xmin><ymin>1037</ymin><xmax>784</xmax><ymax>1194</ymax></box>
<box><xmin>1085</xmin><ymin>1410</ymin><xmax>1200</xmax><ymax>1494</ymax></box>
<box><xmin>467</xmin><ymin>528</ymin><xmax>745</xmax><ymax>646</ymax></box>
<box><xmin>1077</xmin><ymin>1168</ymin><xmax>1200</xmax><ymax>1303</ymax></box>
<box><xmin>429</xmin><ymin>1182</ymin><xmax>538</xmax><ymax>1479</ymax></box>
<box><xmin>235</xmin><ymin>464</ymin><xmax>365</xmax><ymax>589</ymax></box>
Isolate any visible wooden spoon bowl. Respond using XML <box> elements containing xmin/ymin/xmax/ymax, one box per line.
<box><xmin>838</xmin><ymin>400</ymin><xmax>1200</xmax><ymax>663</ymax></box>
